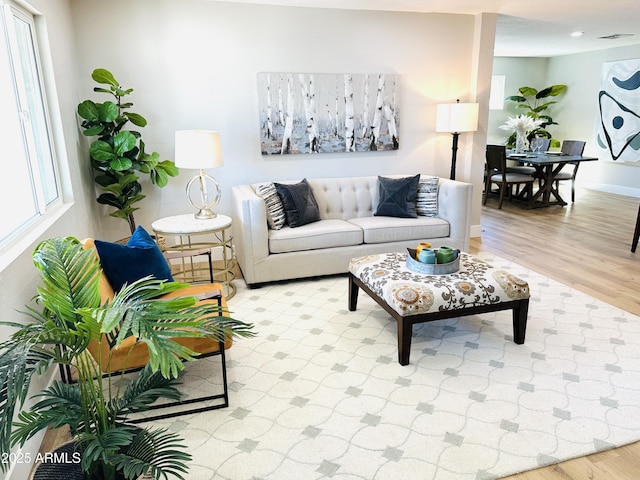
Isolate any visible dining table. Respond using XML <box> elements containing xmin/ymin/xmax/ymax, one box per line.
<box><xmin>507</xmin><ymin>151</ymin><xmax>598</xmax><ymax>208</ymax></box>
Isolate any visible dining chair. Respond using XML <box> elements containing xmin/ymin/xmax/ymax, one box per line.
<box><xmin>554</xmin><ymin>140</ymin><xmax>586</xmax><ymax>203</ymax></box>
<box><xmin>531</xmin><ymin>137</ymin><xmax>551</xmax><ymax>153</ymax></box>
<box><xmin>484</xmin><ymin>145</ymin><xmax>535</xmax><ymax>209</ymax></box>
<box><xmin>505</xmin><ymin>138</ymin><xmax>550</xmax><ymax>176</ymax></box>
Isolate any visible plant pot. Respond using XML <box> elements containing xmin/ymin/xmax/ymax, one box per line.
<box><xmin>30</xmin><ymin>441</ymin><xmax>137</xmax><ymax>480</ymax></box>
<box><xmin>30</xmin><ymin>441</ymin><xmax>84</xmax><ymax>480</ymax></box>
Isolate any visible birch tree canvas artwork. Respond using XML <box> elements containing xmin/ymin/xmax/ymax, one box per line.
<box><xmin>258</xmin><ymin>72</ymin><xmax>399</xmax><ymax>155</ymax></box>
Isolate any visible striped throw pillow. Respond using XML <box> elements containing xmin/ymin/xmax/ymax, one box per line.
<box><xmin>416</xmin><ymin>177</ymin><xmax>438</xmax><ymax>217</ymax></box>
<box><xmin>255</xmin><ymin>182</ymin><xmax>286</xmax><ymax>230</ymax></box>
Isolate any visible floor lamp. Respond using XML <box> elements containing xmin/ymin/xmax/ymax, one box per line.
<box><xmin>175</xmin><ymin>130</ymin><xmax>224</xmax><ymax>219</ymax></box>
<box><xmin>436</xmin><ymin>100</ymin><xmax>479</xmax><ymax>180</ymax></box>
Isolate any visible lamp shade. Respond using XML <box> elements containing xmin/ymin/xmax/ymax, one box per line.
<box><xmin>435</xmin><ymin>102</ymin><xmax>479</xmax><ymax>133</ymax></box>
<box><xmin>174</xmin><ymin>130</ymin><xmax>224</xmax><ymax>169</ymax></box>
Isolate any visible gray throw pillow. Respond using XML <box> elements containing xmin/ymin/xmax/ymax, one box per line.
<box><xmin>274</xmin><ymin>178</ymin><xmax>320</xmax><ymax>228</ymax></box>
<box><xmin>416</xmin><ymin>177</ymin><xmax>439</xmax><ymax>217</ymax></box>
<box><xmin>374</xmin><ymin>174</ymin><xmax>420</xmax><ymax>218</ymax></box>
<box><xmin>255</xmin><ymin>182</ymin><xmax>286</xmax><ymax>230</ymax></box>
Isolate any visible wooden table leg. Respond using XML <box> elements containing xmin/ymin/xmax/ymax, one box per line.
<box><xmin>397</xmin><ymin>317</ymin><xmax>412</xmax><ymax>366</ymax></box>
<box><xmin>512</xmin><ymin>299</ymin><xmax>529</xmax><ymax>344</ymax></box>
<box><xmin>348</xmin><ymin>273</ymin><xmax>359</xmax><ymax>311</ymax></box>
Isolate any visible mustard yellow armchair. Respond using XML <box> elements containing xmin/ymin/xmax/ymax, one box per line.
<box><xmin>59</xmin><ymin>238</ymin><xmax>234</xmax><ymax>420</ymax></box>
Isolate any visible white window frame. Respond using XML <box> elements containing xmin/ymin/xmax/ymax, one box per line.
<box><xmin>0</xmin><ymin>1</ymin><xmax>65</xmax><ymax>259</ymax></box>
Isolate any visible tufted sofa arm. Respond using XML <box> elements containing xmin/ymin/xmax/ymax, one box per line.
<box><xmin>436</xmin><ymin>178</ymin><xmax>473</xmax><ymax>250</ymax></box>
<box><xmin>231</xmin><ymin>184</ymin><xmax>271</xmax><ymax>284</ymax></box>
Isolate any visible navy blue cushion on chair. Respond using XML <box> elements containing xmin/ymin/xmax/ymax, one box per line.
<box><xmin>94</xmin><ymin>226</ymin><xmax>173</xmax><ymax>292</ymax></box>
<box><xmin>374</xmin><ymin>174</ymin><xmax>420</xmax><ymax>218</ymax></box>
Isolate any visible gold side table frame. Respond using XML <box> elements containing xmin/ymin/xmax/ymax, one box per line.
<box><xmin>151</xmin><ymin>214</ymin><xmax>236</xmax><ymax>299</ymax></box>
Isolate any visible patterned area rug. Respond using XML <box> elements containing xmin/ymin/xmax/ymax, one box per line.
<box><xmin>153</xmin><ymin>253</ymin><xmax>640</xmax><ymax>480</ymax></box>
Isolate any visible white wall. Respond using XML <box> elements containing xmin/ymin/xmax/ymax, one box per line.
<box><xmin>488</xmin><ymin>57</ymin><xmax>549</xmax><ymax>145</ymax></box>
<box><xmin>68</xmin><ymin>0</ymin><xmax>491</xmax><ymax>240</ymax></box>
<box><xmin>489</xmin><ymin>46</ymin><xmax>640</xmax><ymax>198</ymax></box>
<box><xmin>547</xmin><ymin>45</ymin><xmax>640</xmax><ymax>197</ymax></box>
<box><xmin>0</xmin><ymin>1</ymin><xmax>96</xmax><ymax>479</ymax></box>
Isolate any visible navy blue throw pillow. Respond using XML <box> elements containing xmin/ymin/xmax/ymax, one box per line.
<box><xmin>274</xmin><ymin>179</ymin><xmax>321</xmax><ymax>228</ymax></box>
<box><xmin>374</xmin><ymin>174</ymin><xmax>420</xmax><ymax>218</ymax></box>
<box><xmin>94</xmin><ymin>226</ymin><xmax>173</xmax><ymax>292</ymax></box>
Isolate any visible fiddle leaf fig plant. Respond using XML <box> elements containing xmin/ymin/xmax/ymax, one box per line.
<box><xmin>505</xmin><ymin>84</ymin><xmax>567</xmax><ymax>148</ymax></box>
<box><xmin>78</xmin><ymin>68</ymin><xmax>178</xmax><ymax>234</ymax></box>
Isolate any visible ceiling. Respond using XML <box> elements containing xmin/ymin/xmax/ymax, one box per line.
<box><xmin>214</xmin><ymin>0</ymin><xmax>640</xmax><ymax>57</ymax></box>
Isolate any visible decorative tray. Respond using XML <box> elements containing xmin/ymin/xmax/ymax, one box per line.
<box><xmin>406</xmin><ymin>248</ymin><xmax>460</xmax><ymax>275</ymax></box>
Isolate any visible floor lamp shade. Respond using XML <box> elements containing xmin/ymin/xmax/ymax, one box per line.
<box><xmin>435</xmin><ymin>102</ymin><xmax>479</xmax><ymax>134</ymax></box>
<box><xmin>174</xmin><ymin>130</ymin><xmax>224</xmax><ymax>219</ymax></box>
<box><xmin>436</xmin><ymin>101</ymin><xmax>479</xmax><ymax>180</ymax></box>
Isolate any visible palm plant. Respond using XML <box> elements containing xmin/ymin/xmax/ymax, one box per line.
<box><xmin>0</xmin><ymin>237</ymin><xmax>254</xmax><ymax>480</ymax></box>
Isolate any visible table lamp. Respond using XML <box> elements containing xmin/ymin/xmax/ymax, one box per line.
<box><xmin>436</xmin><ymin>100</ymin><xmax>479</xmax><ymax>180</ymax></box>
<box><xmin>174</xmin><ymin>129</ymin><xmax>224</xmax><ymax>219</ymax></box>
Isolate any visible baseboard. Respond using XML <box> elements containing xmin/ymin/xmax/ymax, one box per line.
<box><xmin>583</xmin><ymin>183</ymin><xmax>640</xmax><ymax>198</ymax></box>
<box><xmin>470</xmin><ymin>224</ymin><xmax>482</xmax><ymax>238</ymax></box>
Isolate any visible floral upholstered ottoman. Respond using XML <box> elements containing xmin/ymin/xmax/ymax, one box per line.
<box><xmin>348</xmin><ymin>252</ymin><xmax>530</xmax><ymax>365</ymax></box>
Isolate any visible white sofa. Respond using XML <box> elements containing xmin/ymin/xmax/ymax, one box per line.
<box><xmin>231</xmin><ymin>175</ymin><xmax>472</xmax><ymax>286</ymax></box>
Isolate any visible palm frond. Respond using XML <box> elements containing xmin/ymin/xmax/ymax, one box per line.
<box><xmin>111</xmin><ymin>427</ymin><xmax>191</xmax><ymax>480</ymax></box>
<box><xmin>78</xmin><ymin>277</ymin><xmax>255</xmax><ymax>378</ymax></box>
<box><xmin>32</xmin><ymin>236</ymin><xmax>102</xmax><ymax>329</ymax></box>
<box><xmin>78</xmin><ymin>424</ymin><xmax>137</xmax><ymax>473</ymax></box>
<box><xmin>11</xmin><ymin>380</ymin><xmax>85</xmax><ymax>446</ymax></box>
<box><xmin>0</xmin><ymin>340</ymin><xmax>57</xmax><ymax>460</ymax></box>
<box><xmin>112</xmin><ymin>363</ymin><xmax>182</xmax><ymax>418</ymax></box>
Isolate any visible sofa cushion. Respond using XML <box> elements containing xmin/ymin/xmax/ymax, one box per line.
<box><xmin>255</xmin><ymin>182</ymin><xmax>286</xmax><ymax>230</ymax></box>
<box><xmin>374</xmin><ymin>174</ymin><xmax>420</xmax><ymax>218</ymax></box>
<box><xmin>94</xmin><ymin>226</ymin><xmax>173</xmax><ymax>292</ymax></box>
<box><xmin>269</xmin><ymin>219</ymin><xmax>363</xmax><ymax>253</ymax></box>
<box><xmin>348</xmin><ymin>216</ymin><xmax>450</xmax><ymax>244</ymax></box>
<box><xmin>416</xmin><ymin>177</ymin><xmax>438</xmax><ymax>217</ymax></box>
<box><xmin>275</xmin><ymin>178</ymin><xmax>321</xmax><ymax>227</ymax></box>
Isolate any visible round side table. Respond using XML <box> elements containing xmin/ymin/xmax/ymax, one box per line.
<box><xmin>151</xmin><ymin>214</ymin><xmax>236</xmax><ymax>299</ymax></box>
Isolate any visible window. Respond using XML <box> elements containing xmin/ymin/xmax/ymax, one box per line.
<box><xmin>0</xmin><ymin>2</ymin><xmax>60</xmax><ymax>247</ymax></box>
<box><xmin>489</xmin><ymin>75</ymin><xmax>506</xmax><ymax>110</ymax></box>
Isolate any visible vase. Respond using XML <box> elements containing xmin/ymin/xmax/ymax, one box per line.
<box><xmin>515</xmin><ymin>131</ymin><xmax>529</xmax><ymax>153</ymax></box>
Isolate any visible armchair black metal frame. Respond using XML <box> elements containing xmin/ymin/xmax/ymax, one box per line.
<box><xmin>58</xmin><ymin>292</ymin><xmax>230</xmax><ymax>422</ymax></box>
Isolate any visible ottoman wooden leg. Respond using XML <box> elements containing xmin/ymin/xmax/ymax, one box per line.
<box><xmin>348</xmin><ymin>273</ymin><xmax>359</xmax><ymax>311</ymax></box>
<box><xmin>512</xmin><ymin>298</ymin><xmax>529</xmax><ymax>344</ymax></box>
<box><xmin>397</xmin><ymin>317</ymin><xmax>412</xmax><ymax>366</ymax></box>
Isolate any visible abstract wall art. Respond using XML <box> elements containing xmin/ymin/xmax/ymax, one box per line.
<box><xmin>597</xmin><ymin>58</ymin><xmax>640</xmax><ymax>164</ymax></box>
<box><xmin>257</xmin><ymin>72</ymin><xmax>399</xmax><ymax>155</ymax></box>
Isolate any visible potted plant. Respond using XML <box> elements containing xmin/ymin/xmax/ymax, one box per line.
<box><xmin>77</xmin><ymin>69</ymin><xmax>179</xmax><ymax>234</ymax></box>
<box><xmin>0</xmin><ymin>237</ymin><xmax>254</xmax><ymax>479</ymax></box>
<box><xmin>504</xmin><ymin>84</ymin><xmax>567</xmax><ymax>148</ymax></box>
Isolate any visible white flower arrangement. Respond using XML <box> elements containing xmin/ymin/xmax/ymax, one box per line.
<box><xmin>499</xmin><ymin>114</ymin><xmax>544</xmax><ymax>136</ymax></box>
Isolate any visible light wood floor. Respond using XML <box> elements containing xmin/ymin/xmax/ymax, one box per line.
<box><xmin>471</xmin><ymin>186</ymin><xmax>640</xmax><ymax>480</ymax></box>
